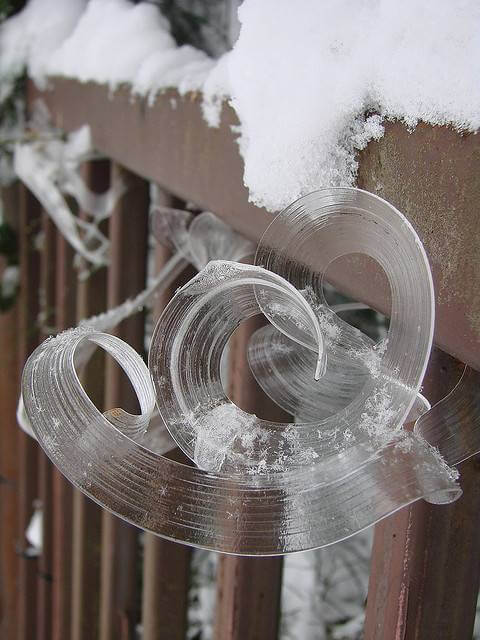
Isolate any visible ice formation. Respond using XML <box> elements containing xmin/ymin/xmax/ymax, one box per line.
<box><xmin>17</xmin><ymin>204</ymin><xmax>255</xmax><ymax>439</ymax></box>
<box><xmin>22</xmin><ymin>188</ymin><xmax>480</xmax><ymax>555</ymax></box>
<box><xmin>13</xmin><ymin>124</ymin><xmax>122</xmax><ymax>268</ymax></box>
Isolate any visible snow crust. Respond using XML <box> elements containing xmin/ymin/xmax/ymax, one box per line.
<box><xmin>48</xmin><ymin>0</ymin><xmax>219</xmax><ymax>103</ymax></box>
<box><xmin>229</xmin><ymin>0</ymin><xmax>480</xmax><ymax>211</ymax></box>
<box><xmin>0</xmin><ymin>0</ymin><xmax>85</xmax><ymax>97</ymax></box>
<box><xmin>2</xmin><ymin>0</ymin><xmax>479</xmax><ymax>210</ymax></box>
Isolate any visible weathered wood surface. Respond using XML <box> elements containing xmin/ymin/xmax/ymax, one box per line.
<box><xmin>29</xmin><ymin>78</ymin><xmax>480</xmax><ymax>371</ymax></box>
<box><xmin>71</xmin><ymin>160</ymin><xmax>110</xmax><ymax>640</ymax></box>
<box><xmin>365</xmin><ymin>349</ymin><xmax>480</xmax><ymax>640</ymax></box>
<box><xmin>37</xmin><ymin>212</ymin><xmax>56</xmax><ymax>640</ymax></box>
<box><xmin>17</xmin><ymin>185</ymin><xmax>42</xmax><ymax>640</ymax></box>
<box><xmin>141</xmin><ymin>189</ymin><xmax>193</xmax><ymax>640</ymax></box>
<box><xmin>213</xmin><ymin>317</ymin><xmax>287</xmax><ymax>640</ymax></box>
<box><xmin>99</xmin><ymin>165</ymin><xmax>148</xmax><ymax>640</ymax></box>
<box><xmin>141</xmin><ymin>528</ymin><xmax>191</xmax><ymax>640</ymax></box>
<box><xmin>52</xmin><ymin>229</ymin><xmax>77</xmax><ymax>640</ymax></box>
<box><xmin>0</xmin><ymin>185</ymin><xmax>21</xmax><ymax>640</ymax></box>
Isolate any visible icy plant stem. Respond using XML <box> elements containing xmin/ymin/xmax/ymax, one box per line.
<box><xmin>81</xmin><ymin>251</ymin><xmax>187</xmax><ymax>333</ymax></box>
<box><xmin>71</xmin><ymin>252</ymin><xmax>188</xmax><ymax>372</ymax></box>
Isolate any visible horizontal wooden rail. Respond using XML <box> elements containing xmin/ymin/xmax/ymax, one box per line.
<box><xmin>28</xmin><ymin>78</ymin><xmax>480</xmax><ymax>371</ymax></box>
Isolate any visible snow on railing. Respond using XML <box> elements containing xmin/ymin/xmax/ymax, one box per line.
<box><xmin>2</xmin><ymin>0</ymin><xmax>479</xmax><ymax>211</ymax></box>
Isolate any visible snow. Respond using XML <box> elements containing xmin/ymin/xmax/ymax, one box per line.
<box><xmin>1</xmin><ymin>264</ymin><xmax>19</xmax><ymax>297</ymax></box>
<box><xmin>187</xmin><ymin>550</ymin><xmax>218</xmax><ymax>640</ymax></box>
<box><xmin>25</xmin><ymin>502</ymin><xmax>43</xmax><ymax>556</ymax></box>
<box><xmin>41</xmin><ymin>0</ymin><xmax>231</xmax><ymax>116</ymax></box>
<box><xmin>133</xmin><ymin>46</ymin><xmax>214</xmax><ymax>102</ymax></box>
<box><xmin>228</xmin><ymin>0</ymin><xmax>480</xmax><ymax>211</ymax></box>
<box><xmin>186</xmin><ymin>531</ymin><xmax>372</xmax><ymax>640</ymax></box>
<box><xmin>2</xmin><ymin>0</ymin><xmax>479</xmax><ymax>212</ymax></box>
<box><xmin>48</xmin><ymin>0</ymin><xmax>212</xmax><ymax>95</ymax></box>
<box><xmin>0</xmin><ymin>0</ymin><xmax>85</xmax><ymax>96</ymax></box>
<box><xmin>281</xmin><ymin>531</ymin><xmax>371</xmax><ymax>639</ymax></box>
<box><xmin>193</xmin><ymin>403</ymin><xmax>260</xmax><ymax>472</ymax></box>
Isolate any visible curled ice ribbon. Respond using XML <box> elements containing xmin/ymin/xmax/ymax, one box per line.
<box><xmin>17</xmin><ymin>206</ymin><xmax>255</xmax><ymax>442</ymax></box>
<box><xmin>22</xmin><ymin>188</ymin><xmax>480</xmax><ymax>555</ymax></box>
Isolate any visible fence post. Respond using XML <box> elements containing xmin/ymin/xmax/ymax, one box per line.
<box><xmin>0</xmin><ymin>184</ymin><xmax>21</xmax><ymax>639</ymax></box>
<box><xmin>141</xmin><ymin>191</ymin><xmax>194</xmax><ymax>640</ymax></box>
<box><xmin>51</xmin><ymin>223</ymin><xmax>78</xmax><ymax>640</ymax></box>
<box><xmin>141</xmin><ymin>507</ymin><xmax>191</xmax><ymax>640</ymax></box>
<box><xmin>36</xmin><ymin>212</ymin><xmax>57</xmax><ymax>640</ymax></box>
<box><xmin>213</xmin><ymin>317</ymin><xmax>286</xmax><ymax>640</ymax></box>
<box><xmin>71</xmin><ymin>159</ymin><xmax>110</xmax><ymax>640</ymax></box>
<box><xmin>364</xmin><ymin>349</ymin><xmax>480</xmax><ymax>639</ymax></box>
<box><xmin>99</xmin><ymin>164</ymin><xmax>149</xmax><ymax>640</ymax></box>
<box><xmin>17</xmin><ymin>184</ymin><xmax>42</xmax><ymax>640</ymax></box>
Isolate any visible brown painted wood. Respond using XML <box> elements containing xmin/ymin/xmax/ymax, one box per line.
<box><xmin>213</xmin><ymin>317</ymin><xmax>287</xmax><ymax>640</ymax></box>
<box><xmin>0</xmin><ymin>184</ymin><xmax>21</xmax><ymax>640</ymax></box>
<box><xmin>141</xmin><ymin>191</ymin><xmax>194</xmax><ymax>640</ymax></box>
<box><xmin>71</xmin><ymin>159</ymin><xmax>110</xmax><ymax>640</ymax></box>
<box><xmin>364</xmin><ymin>349</ymin><xmax>480</xmax><ymax>640</ymax></box>
<box><xmin>29</xmin><ymin>78</ymin><xmax>480</xmax><ymax>372</ymax></box>
<box><xmin>142</xmin><ymin>531</ymin><xmax>191</xmax><ymax>640</ymax></box>
<box><xmin>36</xmin><ymin>212</ymin><xmax>57</xmax><ymax>640</ymax></box>
<box><xmin>51</xmin><ymin>228</ymin><xmax>78</xmax><ymax>640</ymax></box>
<box><xmin>17</xmin><ymin>184</ymin><xmax>42</xmax><ymax>640</ymax></box>
<box><xmin>99</xmin><ymin>165</ymin><xmax>149</xmax><ymax>640</ymax></box>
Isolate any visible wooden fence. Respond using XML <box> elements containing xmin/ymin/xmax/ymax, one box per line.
<box><xmin>1</xmin><ymin>76</ymin><xmax>480</xmax><ymax>639</ymax></box>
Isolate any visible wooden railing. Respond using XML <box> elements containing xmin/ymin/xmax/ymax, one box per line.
<box><xmin>0</xmin><ymin>76</ymin><xmax>479</xmax><ymax>640</ymax></box>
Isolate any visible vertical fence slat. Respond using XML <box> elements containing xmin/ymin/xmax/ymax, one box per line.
<box><xmin>52</xmin><ymin>228</ymin><xmax>78</xmax><ymax>640</ymax></box>
<box><xmin>0</xmin><ymin>184</ymin><xmax>21</xmax><ymax>640</ymax></box>
<box><xmin>142</xmin><ymin>531</ymin><xmax>191</xmax><ymax>640</ymax></box>
<box><xmin>364</xmin><ymin>349</ymin><xmax>480</xmax><ymax>640</ymax></box>
<box><xmin>17</xmin><ymin>185</ymin><xmax>42</xmax><ymax>640</ymax></box>
<box><xmin>99</xmin><ymin>165</ymin><xmax>149</xmax><ymax>640</ymax></box>
<box><xmin>36</xmin><ymin>212</ymin><xmax>57</xmax><ymax>640</ymax></box>
<box><xmin>214</xmin><ymin>317</ymin><xmax>286</xmax><ymax>640</ymax></box>
<box><xmin>141</xmin><ymin>193</ymin><xmax>194</xmax><ymax>640</ymax></box>
<box><xmin>71</xmin><ymin>159</ymin><xmax>110</xmax><ymax>640</ymax></box>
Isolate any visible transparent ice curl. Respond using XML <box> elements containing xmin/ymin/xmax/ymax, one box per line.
<box><xmin>18</xmin><ymin>205</ymin><xmax>256</xmax><ymax>441</ymax></box>
<box><xmin>22</xmin><ymin>188</ymin><xmax>480</xmax><ymax>555</ymax></box>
